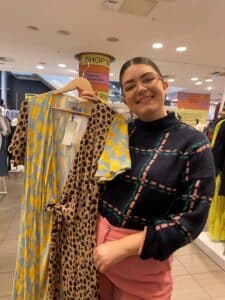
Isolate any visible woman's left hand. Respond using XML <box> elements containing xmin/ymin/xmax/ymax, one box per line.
<box><xmin>93</xmin><ymin>239</ymin><xmax>128</xmax><ymax>273</ymax></box>
<box><xmin>93</xmin><ymin>230</ymin><xmax>145</xmax><ymax>273</ymax></box>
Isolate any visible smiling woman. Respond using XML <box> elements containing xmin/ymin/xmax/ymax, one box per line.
<box><xmin>78</xmin><ymin>56</ymin><xmax>216</xmax><ymax>300</ymax></box>
<box><xmin>120</xmin><ymin>57</ymin><xmax>168</xmax><ymax>122</ymax></box>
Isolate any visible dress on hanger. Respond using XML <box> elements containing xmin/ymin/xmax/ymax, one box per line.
<box><xmin>0</xmin><ymin>116</ymin><xmax>9</xmax><ymax>177</ymax></box>
<box><xmin>9</xmin><ymin>92</ymin><xmax>91</xmax><ymax>300</ymax></box>
<box><xmin>208</xmin><ymin>119</ymin><xmax>225</xmax><ymax>241</ymax></box>
<box><xmin>9</xmin><ymin>92</ymin><xmax>131</xmax><ymax>299</ymax></box>
<box><xmin>46</xmin><ymin>101</ymin><xmax>115</xmax><ymax>299</ymax></box>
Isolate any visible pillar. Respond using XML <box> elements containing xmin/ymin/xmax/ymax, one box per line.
<box><xmin>1</xmin><ymin>71</ymin><xmax>7</xmax><ymax>106</ymax></box>
<box><xmin>75</xmin><ymin>52</ymin><xmax>115</xmax><ymax>102</ymax></box>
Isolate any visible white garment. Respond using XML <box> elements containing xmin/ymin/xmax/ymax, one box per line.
<box><xmin>0</xmin><ymin>106</ymin><xmax>7</xmax><ymax>117</ymax></box>
<box><xmin>0</xmin><ymin>116</ymin><xmax>8</xmax><ymax>136</ymax></box>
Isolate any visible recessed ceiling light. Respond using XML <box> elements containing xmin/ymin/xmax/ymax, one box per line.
<box><xmin>0</xmin><ymin>56</ymin><xmax>15</xmax><ymax>62</ymax></box>
<box><xmin>176</xmin><ymin>46</ymin><xmax>187</xmax><ymax>52</ymax></box>
<box><xmin>27</xmin><ymin>25</ymin><xmax>39</xmax><ymax>31</ymax></box>
<box><xmin>207</xmin><ymin>86</ymin><xmax>213</xmax><ymax>91</ymax></box>
<box><xmin>70</xmin><ymin>69</ymin><xmax>78</xmax><ymax>73</ymax></box>
<box><xmin>58</xmin><ymin>63</ymin><xmax>67</xmax><ymax>68</ymax></box>
<box><xmin>195</xmin><ymin>81</ymin><xmax>202</xmax><ymax>85</ymax></box>
<box><xmin>152</xmin><ymin>42</ymin><xmax>163</xmax><ymax>49</ymax></box>
<box><xmin>36</xmin><ymin>65</ymin><xmax>45</xmax><ymax>69</ymax></box>
<box><xmin>168</xmin><ymin>78</ymin><xmax>175</xmax><ymax>82</ymax></box>
<box><xmin>110</xmin><ymin>72</ymin><xmax>114</xmax><ymax>76</ymax></box>
<box><xmin>107</xmin><ymin>36</ymin><xmax>119</xmax><ymax>42</ymax></box>
<box><xmin>57</xmin><ymin>30</ymin><xmax>70</xmax><ymax>36</ymax></box>
<box><xmin>191</xmin><ymin>77</ymin><xmax>198</xmax><ymax>81</ymax></box>
<box><xmin>205</xmin><ymin>78</ymin><xmax>213</xmax><ymax>82</ymax></box>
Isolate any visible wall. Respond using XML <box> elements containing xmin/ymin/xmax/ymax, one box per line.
<box><xmin>7</xmin><ymin>73</ymin><xmax>50</xmax><ymax>109</ymax></box>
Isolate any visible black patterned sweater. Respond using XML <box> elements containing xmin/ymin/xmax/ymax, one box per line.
<box><xmin>99</xmin><ymin>113</ymin><xmax>215</xmax><ymax>260</ymax></box>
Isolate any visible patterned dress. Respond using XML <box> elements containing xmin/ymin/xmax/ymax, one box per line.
<box><xmin>9</xmin><ymin>93</ymin><xmax>90</xmax><ymax>300</ymax></box>
<box><xmin>208</xmin><ymin>119</ymin><xmax>225</xmax><ymax>240</ymax></box>
<box><xmin>9</xmin><ymin>93</ymin><xmax>131</xmax><ymax>299</ymax></box>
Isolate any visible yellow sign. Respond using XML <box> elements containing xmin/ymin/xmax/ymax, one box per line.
<box><xmin>178</xmin><ymin>109</ymin><xmax>209</xmax><ymax>126</ymax></box>
<box><xmin>80</xmin><ymin>53</ymin><xmax>110</xmax><ymax>68</ymax></box>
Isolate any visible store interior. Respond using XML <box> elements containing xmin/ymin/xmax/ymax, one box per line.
<box><xmin>1</xmin><ymin>0</ymin><xmax>225</xmax><ymax>299</ymax></box>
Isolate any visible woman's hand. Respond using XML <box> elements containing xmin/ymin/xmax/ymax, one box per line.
<box><xmin>94</xmin><ymin>231</ymin><xmax>145</xmax><ymax>273</ymax></box>
<box><xmin>94</xmin><ymin>239</ymin><xmax>128</xmax><ymax>273</ymax></box>
<box><xmin>77</xmin><ymin>87</ymin><xmax>99</xmax><ymax>103</ymax></box>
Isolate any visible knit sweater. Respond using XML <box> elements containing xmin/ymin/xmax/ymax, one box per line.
<box><xmin>99</xmin><ymin>112</ymin><xmax>215</xmax><ymax>260</ymax></box>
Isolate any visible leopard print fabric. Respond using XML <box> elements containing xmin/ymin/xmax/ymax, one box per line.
<box><xmin>46</xmin><ymin>101</ymin><xmax>115</xmax><ymax>300</ymax></box>
<box><xmin>8</xmin><ymin>99</ymin><xmax>28</xmax><ymax>165</ymax></box>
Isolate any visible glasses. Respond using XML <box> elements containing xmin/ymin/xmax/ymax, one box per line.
<box><xmin>122</xmin><ymin>73</ymin><xmax>161</xmax><ymax>94</ymax></box>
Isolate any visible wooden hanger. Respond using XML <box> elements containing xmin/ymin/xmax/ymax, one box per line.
<box><xmin>52</xmin><ymin>77</ymin><xmax>94</xmax><ymax>96</ymax></box>
<box><xmin>52</xmin><ymin>77</ymin><xmax>95</xmax><ymax>117</ymax></box>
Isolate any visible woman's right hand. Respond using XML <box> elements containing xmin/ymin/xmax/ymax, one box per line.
<box><xmin>77</xmin><ymin>87</ymin><xmax>99</xmax><ymax>103</ymax></box>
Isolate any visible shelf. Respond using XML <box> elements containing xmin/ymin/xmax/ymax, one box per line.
<box><xmin>194</xmin><ymin>231</ymin><xmax>225</xmax><ymax>271</ymax></box>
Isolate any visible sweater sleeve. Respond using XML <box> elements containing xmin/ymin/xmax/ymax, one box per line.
<box><xmin>8</xmin><ymin>99</ymin><xmax>28</xmax><ymax>165</ymax></box>
<box><xmin>140</xmin><ymin>139</ymin><xmax>215</xmax><ymax>260</ymax></box>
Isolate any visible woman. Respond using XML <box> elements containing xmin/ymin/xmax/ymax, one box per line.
<box><xmin>80</xmin><ymin>57</ymin><xmax>215</xmax><ymax>299</ymax></box>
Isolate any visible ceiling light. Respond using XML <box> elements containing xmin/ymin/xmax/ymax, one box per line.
<box><xmin>58</xmin><ymin>63</ymin><xmax>67</xmax><ymax>68</ymax></box>
<box><xmin>0</xmin><ymin>56</ymin><xmax>15</xmax><ymax>62</ymax></box>
<box><xmin>36</xmin><ymin>65</ymin><xmax>45</xmax><ymax>70</ymax></box>
<box><xmin>26</xmin><ymin>25</ymin><xmax>39</xmax><ymax>31</ymax></box>
<box><xmin>110</xmin><ymin>72</ymin><xmax>114</xmax><ymax>76</ymax></box>
<box><xmin>205</xmin><ymin>78</ymin><xmax>213</xmax><ymax>82</ymax></box>
<box><xmin>195</xmin><ymin>81</ymin><xmax>202</xmax><ymax>85</ymax></box>
<box><xmin>118</xmin><ymin>0</ymin><xmax>158</xmax><ymax>17</ymax></box>
<box><xmin>168</xmin><ymin>78</ymin><xmax>175</xmax><ymax>82</ymax></box>
<box><xmin>70</xmin><ymin>69</ymin><xmax>78</xmax><ymax>73</ymax></box>
<box><xmin>103</xmin><ymin>0</ymin><xmax>121</xmax><ymax>10</ymax></box>
<box><xmin>57</xmin><ymin>30</ymin><xmax>70</xmax><ymax>36</ymax></box>
<box><xmin>207</xmin><ymin>86</ymin><xmax>213</xmax><ymax>91</ymax></box>
<box><xmin>191</xmin><ymin>77</ymin><xmax>198</xmax><ymax>81</ymax></box>
<box><xmin>176</xmin><ymin>46</ymin><xmax>187</xmax><ymax>52</ymax></box>
<box><xmin>107</xmin><ymin>37</ymin><xmax>119</xmax><ymax>42</ymax></box>
<box><xmin>152</xmin><ymin>42</ymin><xmax>163</xmax><ymax>49</ymax></box>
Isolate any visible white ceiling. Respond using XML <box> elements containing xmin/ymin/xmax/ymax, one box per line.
<box><xmin>1</xmin><ymin>0</ymin><xmax>225</xmax><ymax>102</ymax></box>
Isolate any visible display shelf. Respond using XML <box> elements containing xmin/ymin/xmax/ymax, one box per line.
<box><xmin>194</xmin><ymin>231</ymin><xmax>225</xmax><ymax>271</ymax></box>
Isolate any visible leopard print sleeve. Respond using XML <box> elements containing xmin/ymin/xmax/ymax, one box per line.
<box><xmin>8</xmin><ymin>99</ymin><xmax>28</xmax><ymax>165</ymax></box>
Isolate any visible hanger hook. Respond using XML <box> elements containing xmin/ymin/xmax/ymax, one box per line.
<box><xmin>82</xmin><ymin>60</ymin><xmax>90</xmax><ymax>78</ymax></box>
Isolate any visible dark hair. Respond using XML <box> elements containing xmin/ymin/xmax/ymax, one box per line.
<box><xmin>119</xmin><ymin>57</ymin><xmax>163</xmax><ymax>85</ymax></box>
<box><xmin>0</xmin><ymin>99</ymin><xmax>4</xmax><ymax>106</ymax></box>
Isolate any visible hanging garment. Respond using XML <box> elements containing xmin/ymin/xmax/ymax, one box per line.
<box><xmin>95</xmin><ymin>113</ymin><xmax>131</xmax><ymax>182</ymax></box>
<box><xmin>0</xmin><ymin>135</ymin><xmax>8</xmax><ymax>176</ymax></box>
<box><xmin>46</xmin><ymin>101</ymin><xmax>115</xmax><ymax>299</ymax></box>
<box><xmin>208</xmin><ymin>119</ymin><xmax>225</xmax><ymax>241</ymax></box>
<box><xmin>10</xmin><ymin>92</ymin><xmax>130</xmax><ymax>300</ymax></box>
<box><xmin>0</xmin><ymin>116</ymin><xmax>10</xmax><ymax>176</ymax></box>
<box><xmin>9</xmin><ymin>92</ymin><xmax>90</xmax><ymax>300</ymax></box>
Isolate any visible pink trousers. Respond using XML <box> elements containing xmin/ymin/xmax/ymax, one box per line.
<box><xmin>97</xmin><ymin>216</ymin><xmax>173</xmax><ymax>300</ymax></box>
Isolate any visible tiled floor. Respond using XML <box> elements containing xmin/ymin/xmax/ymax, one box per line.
<box><xmin>1</xmin><ymin>173</ymin><xmax>225</xmax><ymax>299</ymax></box>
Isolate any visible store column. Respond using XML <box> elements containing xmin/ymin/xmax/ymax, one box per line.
<box><xmin>75</xmin><ymin>52</ymin><xmax>114</xmax><ymax>102</ymax></box>
<box><xmin>1</xmin><ymin>71</ymin><xmax>7</xmax><ymax>106</ymax></box>
<box><xmin>219</xmin><ymin>87</ymin><xmax>225</xmax><ymax>113</ymax></box>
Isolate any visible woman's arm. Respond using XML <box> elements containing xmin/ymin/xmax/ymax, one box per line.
<box><xmin>140</xmin><ymin>142</ymin><xmax>215</xmax><ymax>260</ymax></box>
<box><xmin>94</xmin><ymin>231</ymin><xmax>145</xmax><ymax>272</ymax></box>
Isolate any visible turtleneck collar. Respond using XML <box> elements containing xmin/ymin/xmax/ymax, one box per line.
<box><xmin>134</xmin><ymin>112</ymin><xmax>179</xmax><ymax>132</ymax></box>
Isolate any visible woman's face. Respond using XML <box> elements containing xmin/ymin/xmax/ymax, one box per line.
<box><xmin>121</xmin><ymin>64</ymin><xmax>168</xmax><ymax>122</ymax></box>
